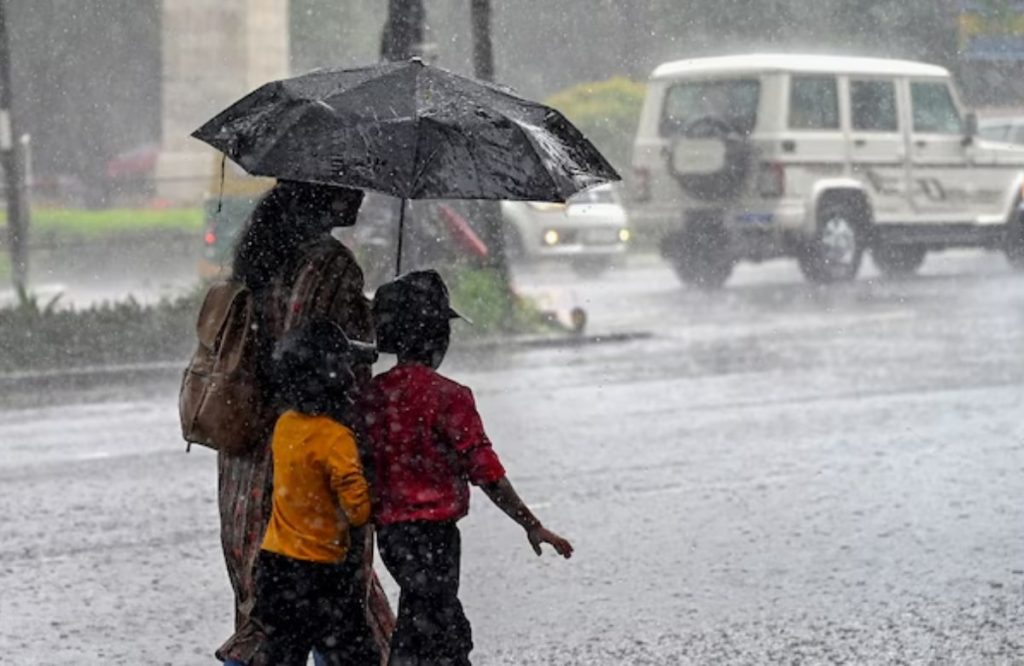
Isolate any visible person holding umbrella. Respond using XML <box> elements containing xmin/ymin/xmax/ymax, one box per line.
<box><xmin>215</xmin><ymin>180</ymin><xmax>394</xmax><ymax>665</ymax></box>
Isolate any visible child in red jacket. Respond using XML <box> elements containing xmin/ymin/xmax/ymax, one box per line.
<box><xmin>363</xmin><ymin>270</ymin><xmax>573</xmax><ymax>666</ymax></box>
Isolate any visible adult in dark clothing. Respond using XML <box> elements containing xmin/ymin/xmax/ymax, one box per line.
<box><xmin>215</xmin><ymin>181</ymin><xmax>394</xmax><ymax>665</ymax></box>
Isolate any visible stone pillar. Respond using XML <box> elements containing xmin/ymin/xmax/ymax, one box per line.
<box><xmin>156</xmin><ymin>0</ymin><xmax>289</xmax><ymax>202</ymax></box>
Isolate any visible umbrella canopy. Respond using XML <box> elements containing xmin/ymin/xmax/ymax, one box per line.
<box><xmin>192</xmin><ymin>58</ymin><xmax>619</xmax><ymax>203</ymax></box>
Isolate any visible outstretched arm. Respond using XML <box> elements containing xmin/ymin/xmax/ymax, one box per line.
<box><xmin>480</xmin><ymin>476</ymin><xmax>574</xmax><ymax>558</ymax></box>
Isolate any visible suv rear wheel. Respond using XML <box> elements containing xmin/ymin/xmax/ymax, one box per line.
<box><xmin>667</xmin><ymin>224</ymin><xmax>734</xmax><ymax>290</ymax></box>
<box><xmin>798</xmin><ymin>198</ymin><xmax>868</xmax><ymax>284</ymax></box>
<box><xmin>872</xmin><ymin>244</ymin><xmax>926</xmax><ymax>277</ymax></box>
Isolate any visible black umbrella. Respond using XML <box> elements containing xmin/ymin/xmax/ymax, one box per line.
<box><xmin>192</xmin><ymin>58</ymin><xmax>619</xmax><ymax>274</ymax></box>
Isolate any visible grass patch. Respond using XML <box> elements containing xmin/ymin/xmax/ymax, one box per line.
<box><xmin>1</xmin><ymin>207</ymin><xmax>203</xmax><ymax>238</ymax></box>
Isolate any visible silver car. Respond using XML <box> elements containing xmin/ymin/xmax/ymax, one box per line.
<box><xmin>501</xmin><ymin>184</ymin><xmax>630</xmax><ymax>275</ymax></box>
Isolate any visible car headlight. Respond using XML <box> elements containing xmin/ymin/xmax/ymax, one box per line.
<box><xmin>618</xmin><ymin>228</ymin><xmax>631</xmax><ymax>243</ymax></box>
<box><xmin>544</xmin><ymin>229</ymin><xmax>560</xmax><ymax>245</ymax></box>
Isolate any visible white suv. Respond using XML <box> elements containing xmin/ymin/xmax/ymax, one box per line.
<box><xmin>630</xmin><ymin>54</ymin><xmax>1024</xmax><ymax>288</ymax></box>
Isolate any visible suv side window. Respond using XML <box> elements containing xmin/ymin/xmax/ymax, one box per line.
<box><xmin>789</xmin><ymin>76</ymin><xmax>839</xmax><ymax>130</ymax></box>
<box><xmin>850</xmin><ymin>79</ymin><xmax>898</xmax><ymax>132</ymax></box>
<box><xmin>910</xmin><ymin>82</ymin><xmax>962</xmax><ymax>134</ymax></box>
<box><xmin>660</xmin><ymin>79</ymin><xmax>760</xmax><ymax>136</ymax></box>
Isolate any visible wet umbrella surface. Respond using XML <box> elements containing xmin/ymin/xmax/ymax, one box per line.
<box><xmin>193</xmin><ymin>58</ymin><xmax>619</xmax><ymax>274</ymax></box>
<box><xmin>191</xmin><ymin>58</ymin><xmax>619</xmax><ymax>203</ymax></box>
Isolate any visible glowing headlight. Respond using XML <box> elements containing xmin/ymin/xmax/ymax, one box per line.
<box><xmin>618</xmin><ymin>228</ymin><xmax>631</xmax><ymax>243</ymax></box>
<box><xmin>543</xmin><ymin>229</ymin><xmax>560</xmax><ymax>246</ymax></box>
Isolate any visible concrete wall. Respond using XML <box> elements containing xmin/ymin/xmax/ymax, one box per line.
<box><xmin>157</xmin><ymin>0</ymin><xmax>289</xmax><ymax>201</ymax></box>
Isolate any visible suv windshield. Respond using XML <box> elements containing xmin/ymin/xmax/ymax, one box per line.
<box><xmin>661</xmin><ymin>79</ymin><xmax>760</xmax><ymax>136</ymax></box>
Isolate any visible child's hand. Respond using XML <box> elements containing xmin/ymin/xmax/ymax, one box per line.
<box><xmin>527</xmin><ymin>526</ymin><xmax>574</xmax><ymax>558</ymax></box>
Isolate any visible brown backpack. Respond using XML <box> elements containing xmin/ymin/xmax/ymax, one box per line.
<box><xmin>179</xmin><ymin>281</ymin><xmax>272</xmax><ymax>453</ymax></box>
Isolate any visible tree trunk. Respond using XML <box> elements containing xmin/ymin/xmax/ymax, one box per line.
<box><xmin>468</xmin><ymin>0</ymin><xmax>510</xmax><ymax>286</ymax></box>
<box><xmin>470</xmin><ymin>0</ymin><xmax>494</xmax><ymax>82</ymax></box>
<box><xmin>0</xmin><ymin>0</ymin><xmax>29</xmax><ymax>291</ymax></box>
<box><xmin>380</xmin><ymin>0</ymin><xmax>424</xmax><ymax>62</ymax></box>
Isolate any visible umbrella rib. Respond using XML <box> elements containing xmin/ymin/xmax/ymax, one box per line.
<box><xmin>248</xmin><ymin>68</ymin><xmax>415</xmax><ymax>180</ymax></box>
<box><xmin>509</xmin><ymin>117</ymin><xmax>566</xmax><ymax>202</ymax></box>
<box><xmin>411</xmin><ymin>115</ymin><xmax>439</xmax><ymax>199</ymax></box>
<box><xmin>240</xmin><ymin>99</ymin><xmax>319</xmax><ymax>175</ymax></box>
<box><xmin>406</xmin><ymin>67</ymin><xmax>424</xmax><ymax>199</ymax></box>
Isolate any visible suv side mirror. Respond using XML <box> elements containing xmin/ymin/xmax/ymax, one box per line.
<box><xmin>964</xmin><ymin>112</ymin><xmax>978</xmax><ymax>146</ymax></box>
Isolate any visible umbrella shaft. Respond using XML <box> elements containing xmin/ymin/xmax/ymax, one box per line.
<box><xmin>395</xmin><ymin>198</ymin><xmax>407</xmax><ymax>277</ymax></box>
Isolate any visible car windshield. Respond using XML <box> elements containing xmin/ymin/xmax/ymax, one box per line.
<box><xmin>661</xmin><ymin>78</ymin><xmax>760</xmax><ymax>136</ymax></box>
<box><xmin>569</xmin><ymin>187</ymin><xmax>616</xmax><ymax>205</ymax></box>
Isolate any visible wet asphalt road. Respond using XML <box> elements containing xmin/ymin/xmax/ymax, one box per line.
<box><xmin>2</xmin><ymin>251</ymin><xmax>1024</xmax><ymax>664</ymax></box>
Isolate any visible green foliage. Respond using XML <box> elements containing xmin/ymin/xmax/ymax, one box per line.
<box><xmin>449</xmin><ymin>267</ymin><xmax>512</xmax><ymax>334</ymax></box>
<box><xmin>0</xmin><ymin>289</ymin><xmax>202</xmax><ymax>373</ymax></box>
<box><xmin>448</xmin><ymin>267</ymin><xmax>552</xmax><ymax>336</ymax></box>
<box><xmin>13</xmin><ymin>284</ymin><xmax>62</xmax><ymax>317</ymax></box>
<box><xmin>545</xmin><ymin>77</ymin><xmax>646</xmax><ymax>172</ymax></box>
<box><xmin>14</xmin><ymin>207</ymin><xmax>204</xmax><ymax>238</ymax></box>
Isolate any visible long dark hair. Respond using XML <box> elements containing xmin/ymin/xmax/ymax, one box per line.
<box><xmin>231</xmin><ymin>181</ymin><xmax>363</xmax><ymax>291</ymax></box>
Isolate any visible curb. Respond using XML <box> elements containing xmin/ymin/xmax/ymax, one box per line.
<box><xmin>0</xmin><ymin>331</ymin><xmax>653</xmax><ymax>388</ymax></box>
<box><xmin>461</xmin><ymin>330</ymin><xmax>653</xmax><ymax>353</ymax></box>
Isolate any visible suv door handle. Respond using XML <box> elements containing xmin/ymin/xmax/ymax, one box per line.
<box><xmin>853</xmin><ymin>139</ymin><xmax>867</xmax><ymax>147</ymax></box>
<box><xmin>915</xmin><ymin>139</ymin><xmax>928</xmax><ymax>148</ymax></box>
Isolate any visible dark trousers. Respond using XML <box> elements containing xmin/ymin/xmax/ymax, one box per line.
<box><xmin>249</xmin><ymin>550</ymin><xmax>381</xmax><ymax>666</ymax></box>
<box><xmin>377</xmin><ymin>521</ymin><xmax>473</xmax><ymax>666</ymax></box>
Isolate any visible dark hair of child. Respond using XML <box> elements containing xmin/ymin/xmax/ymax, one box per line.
<box><xmin>272</xmin><ymin>320</ymin><xmax>356</xmax><ymax>421</ymax></box>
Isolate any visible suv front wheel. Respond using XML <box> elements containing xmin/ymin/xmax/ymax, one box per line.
<box><xmin>872</xmin><ymin>243</ymin><xmax>926</xmax><ymax>277</ymax></box>
<box><xmin>798</xmin><ymin>198</ymin><xmax>868</xmax><ymax>284</ymax></box>
<box><xmin>1005</xmin><ymin>211</ymin><xmax>1024</xmax><ymax>270</ymax></box>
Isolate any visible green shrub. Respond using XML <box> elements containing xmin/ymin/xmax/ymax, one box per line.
<box><xmin>545</xmin><ymin>77</ymin><xmax>646</xmax><ymax>172</ymax></box>
<box><xmin>0</xmin><ymin>268</ymin><xmax>572</xmax><ymax>373</ymax></box>
<box><xmin>448</xmin><ymin>267</ymin><xmax>554</xmax><ymax>336</ymax></box>
<box><xmin>0</xmin><ymin>288</ymin><xmax>202</xmax><ymax>373</ymax></box>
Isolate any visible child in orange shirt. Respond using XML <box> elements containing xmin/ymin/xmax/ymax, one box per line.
<box><xmin>247</xmin><ymin>320</ymin><xmax>380</xmax><ymax>666</ymax></box>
